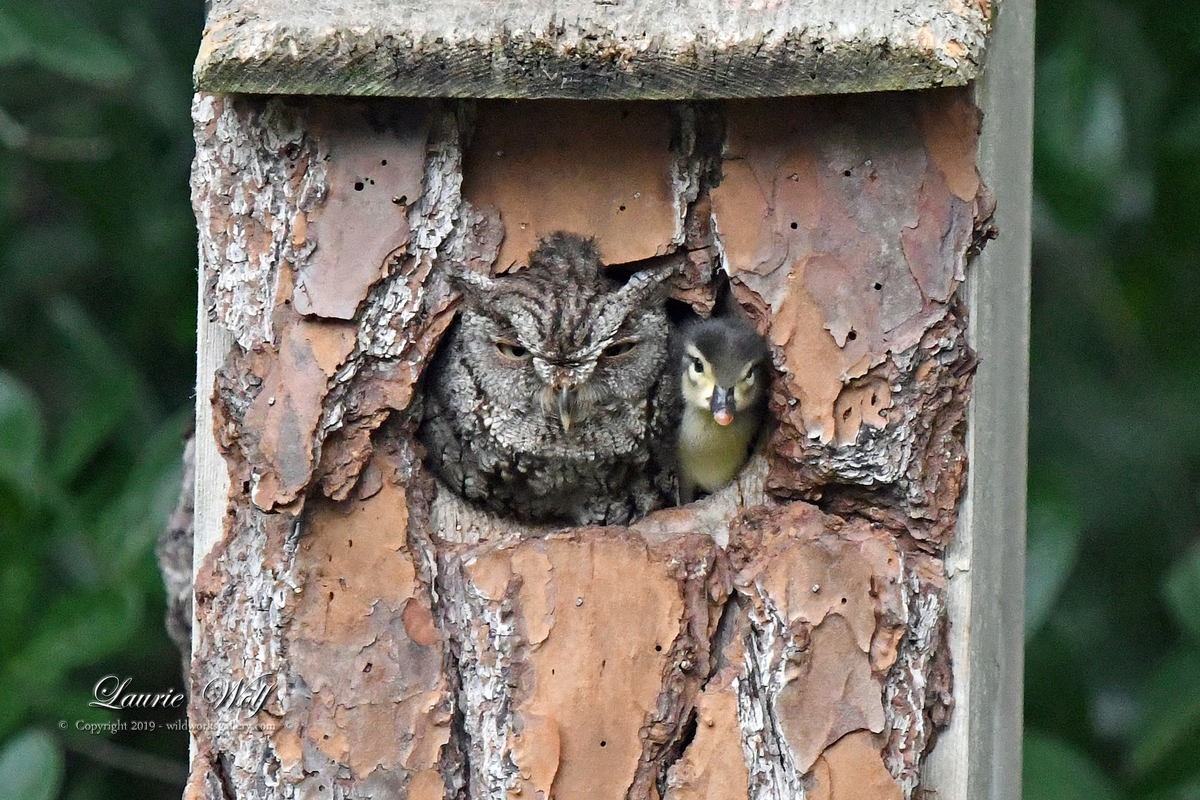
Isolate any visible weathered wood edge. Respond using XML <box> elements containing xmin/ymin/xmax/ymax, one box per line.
<box><xmin>191</xmin><ymin>247</ymin><xmax>231</xmax><ymax>760</ymax></box>
<box><xmin>194</xmin><ymin>0</ymin><xmax>993</xmax><ymax>99</ymax></box>
<box><xmin>923</xmin><ymin>0</ymin><xmax>1031</xmax><ymax>795</ymax></box>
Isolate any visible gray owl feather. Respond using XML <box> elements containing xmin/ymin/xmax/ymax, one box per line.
<box><xmin>419</xmin><ymin>233</ymin><xmax>678</xmax><ymax>526</ymax></box>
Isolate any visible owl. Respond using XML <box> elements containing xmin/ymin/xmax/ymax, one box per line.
<box><xmin>419</xmin><ymin>232</ymin><xmax>678</xmax><ymax>526</ymax></box>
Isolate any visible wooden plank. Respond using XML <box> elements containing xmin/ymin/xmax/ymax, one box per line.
<box><xmin>922</xmin><ymin>0</ymin><xmax>1031</xmax><ymax>795</ymax></box>
<box><xmin>191</xmin><ymin>256</ymin><xmax>232</xmax><ymax>654</ymax></box>
<box><xmin>195</xmin><ymin>0</ymin><xmax>994</xmax><ymax>99</ymax></box>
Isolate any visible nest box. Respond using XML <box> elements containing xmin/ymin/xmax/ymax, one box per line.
<box><xmin>187</xmin><ymin>0</ymin><xmax>1031</xmax><ymax>798</ymax></box>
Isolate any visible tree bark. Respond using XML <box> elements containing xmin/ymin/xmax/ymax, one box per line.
<box><xmin>194</xmin><ymin>0</ymin><xmax>993</xmax><ymax>100</ymax></box>
<box><xmin>187</xmin><ymin>91</ymin><xmax>991</xmax><ymax>800</ymax></box>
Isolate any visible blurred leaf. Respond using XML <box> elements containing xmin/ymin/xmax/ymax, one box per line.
<box><xmin>1132</xmin><ymin>647</ymin><xmax>1200</xmax><ymax>776</ymax></box>
<box><xmin>62</xmin><ymin>769</ymin><xmax>108</xmax><ymax>800</ymax></box>
<box><xmin>2</xmin><ymin>6</ymin><xmax>134</xmax><ymax>87</ymax></box>
<box><xmin>1023</xmin><ymin>732</ymin><xmax>1120</xmax><ymax>800</ymax></box>
<box><xmin>1163</xmin><ymin>543</ymin><xmax>1200</xmax><ymax>643</ymax></box>
<box><xmin>1035</xmin><ymin>45</ymin><xmax>1119</xmax><ymax>230</ymax></box>
<box><xmin>0</xmin><ymin>11</ymin><xmax>32</xmax><ymax>66</ymax></box>
<box><xmin>7</xmin><ymin>585</ymin><xmax>141</xmax><ymax>701</ymax></box>
<box><xmin>94</xmin><ymin>411</ymin><xmax>186</xmax><ymax>576</ymax></box>
<box><xmin>1026</xmin><ymin>501</ymin><xmax>1083</xmax><ymax>638</ymax></box>
<box><xmin>32</xmin><ymin>683</ymin><xmax>117</xmax><ymax>732</ymax></box>
<box><xmin>0</xmin><ymin>728</ymin><xmax>63</xmax><ymax>800</ymax></box>
<box><xmin>1140</xmin><ymin>776</ymin><xmax>1200</xmax><ymax>800</ymax></box>
<box><xmin>0</xmin><ymin>370</ymin><xmax>44</xmax><ymax>500</ymax></box>
<box><xmin>45</xmin><ymin>297</ymin><xmax>156</xmax><ymax>483</ymax></box>
<box><xmin>0</xmin><ymin>222</ymin><xmax>98</xmax><ymax>313</ymax></box>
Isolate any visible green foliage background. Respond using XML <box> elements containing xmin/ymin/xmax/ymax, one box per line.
<box><xmin>1025</xmin><ymin>1</ymin><xmax>1200</xmax><ymax>797</ymax></box>
<box><xmin>0</xmin><ymin>0</ymin><xmax>1196</xmax><ymax>797</ymax></box>
<box><xmin>0</xmin><ymin>0</ymin><xmax>202</xmax><ymax>795</ymax></box>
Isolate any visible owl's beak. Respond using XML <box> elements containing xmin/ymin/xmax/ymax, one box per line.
<box><xmin>556</xmin><ymin>387</ymin><xmax>577</xmax><ymax>432</ymax></box>
<box><xmin>710</xmin><ymin>386</ymin><xmax>736</xmax><ymax>427</ymax></box>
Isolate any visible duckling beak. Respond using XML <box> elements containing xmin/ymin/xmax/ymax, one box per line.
<box><xmin>710</xmin><ymin>386</ymin><xmax>736</xmax><ymax>427</ymax></box>
<box><xmin>557</xmin><ymin>387</ymin><xmax>576</xmax><ymax>432</ymax></box>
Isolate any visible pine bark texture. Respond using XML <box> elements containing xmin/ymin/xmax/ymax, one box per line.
<box><xmin>188</xmin><ymin>91</ymin><xmax>993</xmax><ymax>800</ymax></box>
<box><xmin>194</xmin><ymin>0</ymin><xmax>993</xmax><ymax>100</ymax></box>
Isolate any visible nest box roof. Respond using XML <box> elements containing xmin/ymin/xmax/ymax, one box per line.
<box><xmin>195</xmin><ymin>0</ymin><xmax>995</xmax><ymax>99</ymax></box>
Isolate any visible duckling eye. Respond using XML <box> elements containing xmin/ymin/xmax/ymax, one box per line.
<box><xmin>690</xmin><ymin>358</ymin><xmax>704</xmax><ymax>375</ymax></box>
<box><xmin>496</xmin><ymin>341</ymin><xmax>529</xmax><ymax>359</ymax></box>
<box><xmin>603</xmin><ymin>340</ymin><xmax>636</xmax><ymax>358</ymax></box>
<box><xmin>742</xmin><ymin>371</ymin><xmax>755</xmax><ymax>387</ymax></box>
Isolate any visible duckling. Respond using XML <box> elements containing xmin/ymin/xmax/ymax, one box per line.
<box><xmin>677</xmin><ymin>316</ymin><xmax>771</xmax><ymax>502</ymax></box>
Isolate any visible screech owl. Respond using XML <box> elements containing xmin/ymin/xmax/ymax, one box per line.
<box><xmin>419</xmin><ymin>232</ymin><xmax>678</xmax><ymax>526</ymax></box>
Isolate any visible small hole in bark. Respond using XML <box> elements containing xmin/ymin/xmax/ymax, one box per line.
<box><xmin>363</xmin><ymin>662</ymin><xmax>372</xmax><ymax>673</ymax></box>
<box><xmin>242</xmin><ymin>480</ymin><xmax>250</xmax><ymax>493</ymax></box>
<box><xmin>841</xmin><ymin>597</ymin><xmax>848</xmax><ymax>604</ymax></box>
<box><xmin>874</xmin><ymin>282</ymin><xmax>882</xmax><ymax>290</ymax></box>
<box><xmin>328</xmin><ymin>591</ymin><xmax>334</xmax><ymax>601</ymax></box>
<box><xmin>348</xmin><ymin>539</ymin><xmax>353</xmax><ymax>548</ymax></box>
<box><xmin>842</xmin><ymin>408</ymin><xmax>852</xmax><ymax>421</ymax></box>
<box><xmin>381</xmin><ymin>159</ymin><xmax>388</xmax><ymax>166</ymax></box>
<box><xmin>790</xmin><ymin>222</ymin><xmax>798</xmax><ymax>229</ymax></box>
<box><xmin>655</xmin><ymin>645</ymin><xmax>662</xmax><ymax>652</ymax></box>
<box><xmin>871</xmin><ymin>393</ymin><xmax>878</xmax><ymax>406</ymax></box>
<box><xmin>600</xmin><ymin>740</ymin><xmax>607</xmax><ymax>747</ymax></box>
<box><xmin>354</xmin><ymin>181</ymin><xmax>365</xmax><ymax>191</ymax></box>
<box><xmin>551</xmin><ymin>669</ymin><xmax>555</xmax><ymax>675</ymax></box>
<box><xmin>843</xmin><ymin>169</ymin><xmax>852</xmax><ymax>177</ymax></box>
<box><xmin>847</xmin><ymin>330</ymin><xmax>857</xmax><ymax>341</ymax></box>
<box><xmin>619</xmin><ymin>205</ymin><xmax>626</xmax><ymax>211</ymax></box>
<box><xmin>369</xmin><ymin>179</ymin><xmax>375</xmax><ymax>185</ymax></box>
<box><xmin>283</xmin><ymin>298</ymin><xmax>290</xmax><ymax>305</ymax></box>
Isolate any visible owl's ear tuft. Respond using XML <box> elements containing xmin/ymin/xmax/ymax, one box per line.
<box><xmin>449</xmin><ymin>267</ymin><xmax>498</xmax><ymax>312</ymax></box>
<box><xmin>612</xmin><ymin>262</ymin><xmax>678</xmax><ymax>309</ymax></box>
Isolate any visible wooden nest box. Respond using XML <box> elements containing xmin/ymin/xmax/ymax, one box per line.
<box><xmin>187</xmin><ymin>0</ymin><xmax>1030</xmax><ymax>798</ymax></box>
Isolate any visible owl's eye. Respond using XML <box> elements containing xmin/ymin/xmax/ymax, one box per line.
<box><xmin>602</xmin><ymin>340</ymin><xmax>636</xmax><ymax>358</ymax></box>
<box><xmin>690</xmin><ymin>358</ymin><xmax>704</xmax><ymax>375</ymax></box>
<box><xmin>495</xmin><ymin>341</ymin><xmax>530</xmax><ymax>360</ymax></box>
